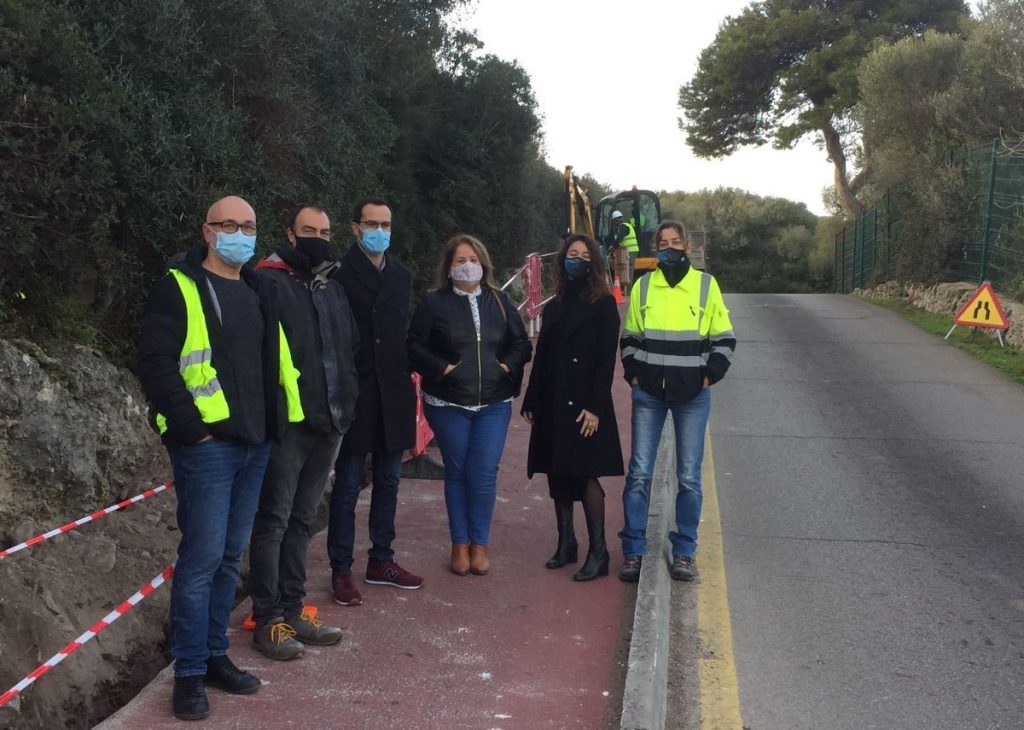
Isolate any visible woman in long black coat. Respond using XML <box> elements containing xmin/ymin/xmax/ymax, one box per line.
<box><xmin>522</xmin><ymin>233</ymin><xmax>624</xmax><ymax>581</ymax></box>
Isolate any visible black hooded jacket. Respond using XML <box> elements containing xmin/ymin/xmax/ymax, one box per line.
<box><xmin>253</xmin><ymin>244</ymin><xmax>360</xmax><ymax>436</ymax></box>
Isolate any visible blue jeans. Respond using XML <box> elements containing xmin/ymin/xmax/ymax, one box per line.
<box><xmin>424</xmin><ymin>401</ymin><xmax>512</xmax><ymax>544</ymax></box>
<box><xmin>168</xmin><ymin>438</ymin><xmax>271</xmax><ymax>677</ymax></box>
<box><xmin>327</xmin><ymin>449</ymin><xmax>403</xmax><ymax>573</ymax></box>
<box><xmin>619</xmin><ymin>386</ymin><xmax>710</xmax><ymax>559</ymax></box>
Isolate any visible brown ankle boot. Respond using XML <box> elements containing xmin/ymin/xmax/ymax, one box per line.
<box><xmin>469</xmin><ymin>544</ymin><xmax>490</xmax><ymax>575</ymax></box>
<box><xmin>450</xmin><ymin>543</ymin><xmax>470</xmax><ymax>575</ymax></box>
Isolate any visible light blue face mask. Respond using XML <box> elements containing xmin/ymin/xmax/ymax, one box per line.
<box><xmin>361</xmin><ymin>228</ymin><xmax>391</xmax><ymax>254</ymax></box>
<box><xmin>212</xmin><ymin>230</ymin><xmax>257</xmax><ymax>267</ymax></box>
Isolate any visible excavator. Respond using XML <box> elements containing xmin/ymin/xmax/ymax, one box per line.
<box><xmin>562</xmin><ymin>166</ymin><xmax>706</xmax><ymax>281</ymax></box>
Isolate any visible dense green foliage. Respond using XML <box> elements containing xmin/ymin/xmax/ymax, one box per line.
<box><xmin>847</xmin><ymin>0</ymin><xmax>1024</xmax><ymax>286</ymax></box>
<box><xmin>0</xmin><ymin>0</ymin><xmax>565</xmax><ymax>356</ymax></box>
<box><xmin>660</xmin><ymin>188</ymin><xmax>825</xmax><ymax>293</ymax></box>
<box><xmin>679</xmin><ymin>0</ymin><xmax>968</xmax><ymax>217</ymax></box>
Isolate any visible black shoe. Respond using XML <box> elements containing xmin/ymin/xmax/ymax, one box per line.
<box><xmin>619</xmin><ymin>555</ymin><xmax>642</xmax><ymax>582</ymax></box>
<box><xmin>573</xmin><ymin>493</ymin><xmax>608</xmax><ymax>581</ymax></box>
<box><xmin>204</xmin><ymin>654</ymin><xmax>261</xmax><ymax>695</ymax></box>
<box><xmin>546</xmin><ymin>500</ymin><xmax>579</xmax><ymax>569</ymax></box>
<box><xmin>670</xmin><ymin>555</ymin><xmax>696</xmax><ymax>581</ymax></box>
<box><xmin>172</xmin><ymin>676</ymin><xmax>209</xmax><ymax>721</ymax></box>
<box><xmin>573</xmin><ymin>549</ymin><xmax>610</xmax><ymax>581</ymax></box>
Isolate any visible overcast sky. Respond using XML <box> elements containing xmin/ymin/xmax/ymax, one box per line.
<box><xmin>458</xmin><ymin>0</ymin><xmax>839</xmax><ymax>216</ymax></box>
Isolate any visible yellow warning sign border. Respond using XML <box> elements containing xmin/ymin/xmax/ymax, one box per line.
<box><xmin>952</xmin><ymin>281</ymin><xmax>1010</xmax><ymax>330</ymax></box>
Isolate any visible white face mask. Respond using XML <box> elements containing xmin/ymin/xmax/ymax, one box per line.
<box><xmin>450</xmin><ymin>261</ymin><xmax>483</xmax><ymax>285</ymax></box>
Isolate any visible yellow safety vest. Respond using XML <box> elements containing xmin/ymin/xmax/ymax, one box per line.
<box><xmin>155</xmin><ymin>269</ymin><xmax>231</xmax><ymax>434</ymax></box>
<box><xmin>278</xmin><ymin>322</ymin><xmax>305</xmax><ymax>423</ymax></box>
<box><xmin>156</xmin><ymin>269</ymin><xmax>305</xmax><ymax>435</ymax></box>
<box><xmin>621</xmin><ymin>221</ymin><xmax>639</xmax><ymax>253</ymax></box>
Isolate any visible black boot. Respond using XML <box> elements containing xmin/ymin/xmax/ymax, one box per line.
<box><xmin>172</xmin><ymin>675</ymin><xmax>210</xmax><ymax>721</ymax></box>
<box><xmin>573</xmin><ymin>481</ymin><xmax>609</xmax><ymax>582</ymax></box>
<box><xmin>546</xmin><ymin>500</ymin><xmax>579</xmax><ymax>569</ymax></box>
<box><xmin>205</xmin><ymin>654</ymin><xmax>261</xmax><ymax>694</ymax></box>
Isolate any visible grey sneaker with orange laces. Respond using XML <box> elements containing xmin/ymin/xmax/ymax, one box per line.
<box><xmin>286</xmin><ymin>606</ymin><xmax>343</xmax><ymax>646</ymax></box>
<box><xmin>252</xmin><ymin>618</ymin><xmax>303</xmax><ymax>661</ymax></box>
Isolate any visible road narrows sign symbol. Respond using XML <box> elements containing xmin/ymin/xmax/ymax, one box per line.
<box><xmin>953</xmin><ymin>282</ymin><xmax>1009</xmax><ymax>329</ymax></box>
<box><xmin>944</xmin><ymin>281</ymin><xmax>1010</xmax><ymax>346</ymax></box>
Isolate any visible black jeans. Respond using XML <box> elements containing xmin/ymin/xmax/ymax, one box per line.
<box><xmin>327</xmin><ymin>449</ymin><xmax>403</xmax><ymax>573</ymax></box>
<box><xmin>248</xmin><ymin>422</ymin><xmax>342</xmax><ymax>625</ymax></box>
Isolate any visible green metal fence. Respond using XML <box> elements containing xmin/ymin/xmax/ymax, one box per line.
<box><xmin>954</xmin><ymin>138</ymin><xmax>1024</xmax><ymax>291</ymax></box>
<box><xmin>835</xmin><ymin>138</ymin><xmax>1024</xmax><ymax>295</ymax></box>
<box><xmin>833</xmin><ymin>191</ymin><xmax>902</xmax><ymax>293</ymax></box>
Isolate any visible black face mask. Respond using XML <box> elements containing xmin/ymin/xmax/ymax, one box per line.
<box><xmin>657</xmin><ymin>248</ymin><xmax>691</xmax><ymax>287</ymax></box>
<box><xmin>656</xmin><ymin>248</ymin><xmax>688</xmax><ymax>266</ymax></box>
<box><xmin>293</xmin><ymin>235</ymin><xmax>332</xmax><ymax>267</ymax></box>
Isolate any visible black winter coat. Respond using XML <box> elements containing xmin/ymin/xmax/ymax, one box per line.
<box><xmin>136</xmin><ymin>243</ymin><xmax>280</xmax><ymax>447</ymax></box>
<box><xmin>333</xmin><ymin>245</ymin><xmax>417</xmax><ymax>454</ymax></box>
<box><xmin>522</xmin><ymin>289</ymin><xmax>624</xmax><ymax>479</ymax></box>
<box><xmin>253</xmin><ymin>246</ymin><xmax>360</xmax><ymax>437</ymax></box>
<box><xmin>408</xmin><ymin>286</ymin><xmax>532</xmax><ymax>407</ymax></box>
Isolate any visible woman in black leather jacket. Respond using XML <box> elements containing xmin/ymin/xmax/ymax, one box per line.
<box><xmin>408</xmin><ymin>234</ymin><xmax>532</xmax><ymax>576</ymax></box>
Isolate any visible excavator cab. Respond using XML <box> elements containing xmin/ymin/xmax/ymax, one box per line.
<box><xmin>595</xmin><ymin>189</ymin><xmax>661</xmax><ymax>273</ymax></box>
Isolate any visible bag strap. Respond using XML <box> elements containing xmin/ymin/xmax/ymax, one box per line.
<box><xmin>490</xmin><ymin>289</ymin><xmax>508</xmax><ymax>325</ymax></box>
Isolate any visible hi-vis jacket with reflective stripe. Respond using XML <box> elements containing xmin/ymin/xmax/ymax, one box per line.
<box><xmin>153</xmin><ymin>268</ymin><xmax>231</xmax><ymax>434</ymax></box>
<box><xmin>137</xmin><ymin>243</ymin><xmax>285</xmax><ymax>447</ymax></box>
<box><xmin>620</xmin><ymin>266</ymin><xmax>736</xmax><ymax>402</ymax></box>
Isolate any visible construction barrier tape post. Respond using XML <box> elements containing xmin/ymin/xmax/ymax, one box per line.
<box><xmin>0</xmin><ymin>482</ymin><xmax>173</xmax><ymax>560</ymax></box>
<box><xmin>0</xmin><ymin>565</ymin><xmax>175</xmax><ymax>708</ymax></box>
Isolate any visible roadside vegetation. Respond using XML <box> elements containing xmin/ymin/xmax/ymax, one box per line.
<box><xmin>680</xmin><ymin>1</ymin><xmax>1024</xmax><ymax>291</ymax></box>
<box><xmin>864</xmin><ymin>296</ymin><xmax>1024</xmax><ymax>384</ymax></box>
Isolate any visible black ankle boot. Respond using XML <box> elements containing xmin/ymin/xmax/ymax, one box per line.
<box><xmin>546</xmin><ymin>500</ymin><xmax>579</xmax><ymax>569</ymax></box>
<box><xmin>205</xmin><ymin>654</ymin><xmax>261</xmax><ymax>694</ymax></box>
<box><xmin>172</xmin><ymin>675</ymin><xmax>210</xmax><ymax>721</ymax></box>
<box><xmin>573</xmin><ymin>486</ymin><xmax>609</xmax><ymax>582</ymax></box>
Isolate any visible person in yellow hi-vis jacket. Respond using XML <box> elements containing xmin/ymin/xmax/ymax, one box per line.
<box><xmin>618</xmin><ymin>220</ymin><xmax>736</xmax><ymax>583</ymax></box>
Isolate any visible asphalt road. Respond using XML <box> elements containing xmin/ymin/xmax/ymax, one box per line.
<box><xmin>708</xmin><ymin>294</ymin><xmax>1024</xmax><ymax>730</ymax></box>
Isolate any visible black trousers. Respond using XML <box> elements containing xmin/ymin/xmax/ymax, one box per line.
<box><xmin>248</xmin><ymin>422</ymin><xmax>342</xmax><ymax>624</ymax></box>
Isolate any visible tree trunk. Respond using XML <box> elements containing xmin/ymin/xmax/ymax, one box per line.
<box><xmin>821</xmin><ymin>120</ymin><xmax>865</xmax><ymax>218</ymax></box>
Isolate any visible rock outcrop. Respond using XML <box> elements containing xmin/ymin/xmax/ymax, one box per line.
<box><xmin>0</xmin><ymin>339</ymin><xmax>177</xmax><ymax>730</ymax></box>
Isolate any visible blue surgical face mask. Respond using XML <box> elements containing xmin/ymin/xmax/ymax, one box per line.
<box><xmin>657</xmin><ymin>248</ymin><xmax>687</xmax><ymax>266</ymax></box>
<box><xmin>563</xmin><ymin>257</ymin><xmax>591</xmax><ymax>280</ymax></box>
<box><xmin>361</xmin><ymin>228</ymin><xmax>391</xmax><ymax>254</ymax></box>
<box><xmin>212</xmin><ymin>230</ymin><xmax>257</xmax><ymax>267</ymax></box>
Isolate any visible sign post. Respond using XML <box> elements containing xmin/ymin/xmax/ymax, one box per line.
<box><xmin>944</xmin><ymin>281</ymin><xmax>1010</xmax><ymax>346</ymax></box>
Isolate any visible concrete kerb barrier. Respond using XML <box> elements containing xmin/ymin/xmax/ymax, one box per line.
<box><xmin>620</xmin><ymin>422</ymin><xmax>676</xmax><ymax>730</ymax></box>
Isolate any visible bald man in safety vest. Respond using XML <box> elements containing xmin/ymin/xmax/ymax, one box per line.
<box><xmin>137</xmin><ymin>195</ymin><xmax>277</xmax><ymax>721</ymax></box>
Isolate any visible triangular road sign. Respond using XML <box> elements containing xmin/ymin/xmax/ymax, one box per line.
<box><xmin>953</xmin><ymin>282</ymin><xmax>1009</xmax><ymax>330</ymax></box>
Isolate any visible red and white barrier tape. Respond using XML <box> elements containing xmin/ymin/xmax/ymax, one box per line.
<box><xmin>0</xmin><ymin>564</ymin><xmax>174</xmax><ymax>708</ymax></box>
<box><xmin>0</xmin><ymin>482</ymin><xmax>173</xmax><ymax>560</ymax></box>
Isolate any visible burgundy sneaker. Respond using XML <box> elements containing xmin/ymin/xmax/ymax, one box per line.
<box><xmin>332</xmin><ymin>571</ymin><xmax>363</xmax><ymax>606</ymax></box>
<box><xmin>364</xmin><ymin>561</ymin><xmax>424</xmax><ymax>590</ymax></box>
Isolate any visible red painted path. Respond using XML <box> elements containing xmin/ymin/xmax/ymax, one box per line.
<box><xmin>100</xmin><ymin>362</ymin><xmax>635</xmax><ymax>730</ymax></box>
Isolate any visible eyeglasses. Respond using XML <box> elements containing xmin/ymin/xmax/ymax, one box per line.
<box><xmin>207</xmin><ymin>220</ymin><xmax>257</xmax><ymax>235</ymax></box>
<box><xmin>359</xmin><ymin>220</ymin><xmax>392</xmax><ymax>232</ymax></box>
<box><xmin>205</xmin><ymin>221</ymin><xmax>258</xmax><ymax>234</ymax></box>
